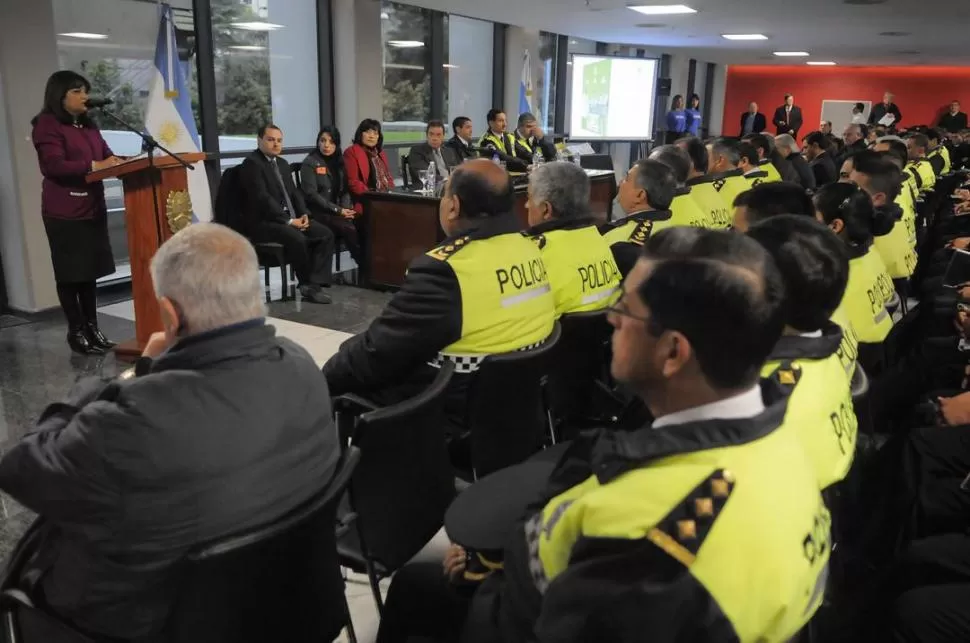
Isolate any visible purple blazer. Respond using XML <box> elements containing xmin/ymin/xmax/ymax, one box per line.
<box><xmin>32</xmin><ymin>113</ymin><xmax>113</xmax><ymax>220</ymax></box>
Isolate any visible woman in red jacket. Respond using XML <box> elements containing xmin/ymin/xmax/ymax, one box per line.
<box><xmin>32</xmin><ymin>71</ymin><xmax>122</xmax><ymax>355</ymax></box>
<box><xmin>343</xmin><ymin>118</ymin><xmax>393</xmax><ymax>214</ymax></box>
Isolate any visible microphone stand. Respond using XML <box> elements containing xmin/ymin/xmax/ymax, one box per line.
<box><xmin>92</xmin><ymin>106</ymin><xmax>194</xmax><ymax>248</ymax></box>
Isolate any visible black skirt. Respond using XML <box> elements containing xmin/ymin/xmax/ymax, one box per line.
<box><xmin>42</xmin><ymin>215</ymin><xmax>115</xmax><ymax>284</ymax></box>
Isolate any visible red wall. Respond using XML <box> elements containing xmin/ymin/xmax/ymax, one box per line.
<box><xmin>722</xmin><ymin>66</ymin><xmax>970</xmax><ymax>137</ymax></box>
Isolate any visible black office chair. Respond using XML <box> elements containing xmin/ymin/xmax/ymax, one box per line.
<box><xmin>465</xmin><ymin>324</ymin><xmax>562</xmax><ymax>477</ymax></box>
<box><xmin>0</xmin><ymin>448</ymin><xmax>362</xmax><ymax>643</ymax></box>
<box><xmin>334</xmin><ymin>362</ymin><xmax>457</xmax><ymax>614</ymax></box>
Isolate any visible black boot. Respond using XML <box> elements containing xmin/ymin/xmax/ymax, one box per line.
<box><xmin>67</xmin><ymin>326</ymin><xmax>105</xmax><ymax>356</ymax></box>
<box><xmin>86</xmin><ymin>322</ymin><xmax>116</xmax><ymax>350</ymax></box>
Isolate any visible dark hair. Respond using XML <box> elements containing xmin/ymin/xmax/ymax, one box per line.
<box><xmin>34</xmin><ymin>70</ymin><xmax>93</xmax><ymax>127</ymax></box>
<box><xmin>678</xmin><ymin>136</ymin><xmax>709</xmax><ymax>174</ymax></box>
<box><xmin>878</xmin><ymin>140</ymin><xmax>909</xmax><ymax>169</ymax></box>
<box><xmin>452</xmin><ymin>116</ymin><xmax>471</xmax><ymax>131</ymax></box>
<box><xmin>316</xmin><ymin>125</ymin><xmax>342</xmax><ymax>150</ymax></box>
<box><xmin>906</xmin><ymin>132</ymin><xmax>929</xmax><ymax>151</ymax></box>
<box><xmin>822</xmin><ymin>121</ymin><xmax>833</xmax><ymax>128</ymax></box>
<box><xmin>426</xmin><ymin>119</ymin><xmax>445</xmax><ymax>134</ymax></box>
<box><xmin>743</xmin><ymin>133</ymin><xmax>772</xmax><ymax>158</ymax></box>
<box><xmin>689</xmin><ymin>93</ymin><xmax>701</xmax><ymax>108</ymax></box>
<box><xmin>257</xmin><ymin>123</ymin><xmax>282</xmax><ymax>138</ymax></box>
<box><xmin>711</xmin><ymin>138</ymin><xmax>741</xmax><ymax>167</ymax></box>
<box><xmin>632</xmin><ymin>159</ymin><xmax>677</xmax><ymax>210</ymax></box>
<box><xmin>854</xmin><ymin>102</ymin><xmax>865</xmax><ymax>112</ymax></box>
<box><xmin>353</xmin><ymin>118</ymin><xmax>384</xmax><ymax>150</ymax></box>
<box><xmin>737</xmin><ymin>142</ymin><xmax>760</xmax><ymax>166</ymax></box>
<box><xmin>926</xmin><ymin>128</ymin><xmax>942</xmax><ymax>143</ymax></box>
<box><xmin>448</xmin><ymin>165</ymin><xmax>514</xmax><ymax>219</ymax></box>
<box><xmin>858</xmin><ymin>123</ymin><xmax>869</xmax><ymax>139</ymax></box>
<box><xmin>804</xmin><ymin>131</ymin><xmax>830</xmax><ymax>151</ymax></box>
<box><xmin>851</xmin><ymin>150</ymin><xmax>902</xmax><ymax>200</ymax></box>
<box><xmin>486</xmin><ymin>108</ymin><xmax>505</xmax><ymax>124</ymax></box>
<box><xmin>672</xmin><ymin>94</ymin><xmax>684</xmax><ymax>108</ymax></box>
<box><xmin>649</xmin><ymin>144</ymin><xmax>691</xmax><ymax>184</ymax></box>
<box><xmin>785</xmin><ymin>93</ymin><xmax>794</xmax><ymax>100</ymax></box>
<box><xmin>747</xmin><ymin>215</ymin><xmax>850</xmax><ymax>331</ymax></box>
<box><xmin>733</xmin><ymin>182</ymin><xmax>815</xmax><ymax>224</ymax></box>
<box><xmin>814</xmin><ymin>182</ymin><xmax>894</xmax><ymax>245</ymax></box>
<box><xmin>637</xmin><ymin>227</ymin><xmax>785</xmax><ymax>389</ymax></box>
<box><xmin>517</xmin><ymin>112</ymin><xmax>537</xmax><ymax>127</ymax></box>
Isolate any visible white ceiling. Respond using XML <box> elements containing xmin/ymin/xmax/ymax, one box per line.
<box><xmin>404</xmin><ymin>0</ymin><xmax>970</xmax><ymax>66</ymax></box>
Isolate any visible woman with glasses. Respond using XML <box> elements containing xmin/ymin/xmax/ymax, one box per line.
<box><xmin>344</xmin><ymin>118</ymin><xmax>393</xmax><ymax>215</ymax></box>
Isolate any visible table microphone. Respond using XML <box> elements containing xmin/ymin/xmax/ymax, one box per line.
<box><xmin>85</xmin><ymin>97</ymin><xmax>114</xmax><ymax>109</ymax></box>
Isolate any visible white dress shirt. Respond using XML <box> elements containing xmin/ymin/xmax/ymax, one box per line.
<box><xmin>652</xmin><ymin>385</ymin><xmax>765</xmax><ymax>430</ymax></box>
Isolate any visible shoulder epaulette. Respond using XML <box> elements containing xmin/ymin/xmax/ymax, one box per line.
<box><xmin>712</xmin><ymin>178</ymin><xmax>727</xmax><ymax>192</ymax></box>
<box><xmin>646</xmin><ymin>468</ymin><xmax>736</xmax><ymax>566</ymax></box>
<box><xmin>528</xmin><ymin>232</ymin><xmax>547</xmax><ymax>250</ymax></box>
<box><xmin>426</xmin><ymin>235</ymin><xmax>472</xmax><ymax>261</ymax></box>
<box><xmin>769</xmin><ymin>360</ymin><xmax>803</xmax><ymax>393</ymax></box>
<box><xmin>628</xmin><ymin>219</ymin><xmax>655</xmax><ymax>246</ymax></box>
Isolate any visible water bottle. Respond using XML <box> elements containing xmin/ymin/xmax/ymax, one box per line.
<box><xmin>556</xmin><ymin>149</ymin><xmax>566</xmax><ymax>162</ymax></box>
<box><xmin>492</xmin><ymin>153</ymin><xmax>501</xmax><ymax>166</ymax></box>
<box><xmin>532</xmin><ymin>148</ymin><xmax>542</xmax><ymax>168</ymax></box>
<box><xmin>426</xmin><ymin>161</ymin><xmax>436</xmax><ymax>193</ymax></box>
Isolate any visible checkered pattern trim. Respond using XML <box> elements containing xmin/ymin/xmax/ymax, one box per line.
<box><xmin>524</xmin><ymin>513</ymin><xmax>549</xmax><ymax>594</ymax></box>
<box><xmin>428</xmin><ymin>339</ymin><xmax>548</xmax><ymax>373</ymax></box>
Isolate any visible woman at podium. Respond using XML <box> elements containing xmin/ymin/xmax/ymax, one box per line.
<box><xmin>31</xmin><ymin>70</ymin><xmax>122</xmax><ymax>355</ymax></box>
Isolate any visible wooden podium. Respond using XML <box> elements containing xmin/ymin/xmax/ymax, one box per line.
<box><xmin>87</xmin><ymin>152</ymin><xmax>206</xmax><ymax>359</ymax></box>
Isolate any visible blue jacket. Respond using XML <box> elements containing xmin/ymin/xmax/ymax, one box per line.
<box><xmin>686</xmin><ymin>108</ymin><xmax>702</xmax><ymax>136</ymax></box>
<box><xmin>666</xmin><ymin>110</ymin><xmax>687</xmax><ymax>134</ymax></box>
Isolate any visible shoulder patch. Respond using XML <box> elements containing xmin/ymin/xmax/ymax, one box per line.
<box><xmin>752</xmin><ymin>178</ymin><xmax>765</xmax><ymax>187</ymax></box>
<box><xmin>426</xmin><ymin>235</ymin><xmax>471</xmax><ymax>261</ymax></box>
<box><xmin>530</xmin><ymin>233</ymin><xmax>547</xmax><ymax>250</ymax></box>
<box><xmin>712</xmin><ymin>179</ymin><xmax>726</xmax><ymax>192</ymax></box>
<box><xmin>769</xmin><ymin>359</ymin><xmax>803</xmax><ymax>392</ymax></box>
<box><xmin>629</xmin><ymin>220</ymin><xmax>655</xmax><ymax>246</ymax></box>
<box><xmin>646</xmin><ymin>468</ymin><xmax>736</xmax><ymax>567</ymax></box>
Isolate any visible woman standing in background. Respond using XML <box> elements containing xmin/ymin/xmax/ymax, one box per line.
<box><xmin>665</xmin><ymin>94</ymin><xmax>688</xmax><ymax>144</ymax></box>
<box><xmin>32</xmin><ymin>70</ymin><xmax>121</xmax><ymax>355</ymax></box>
<box><xmin>686</xmin><ymin>93</ymin><xmax>702</xmax><ymax>137</ymax></box>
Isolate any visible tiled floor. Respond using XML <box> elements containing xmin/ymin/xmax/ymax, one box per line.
<box><xmin>0</xmin><ymin>274</ymin><xmax>396</xmax><ymax>641</ymax></box>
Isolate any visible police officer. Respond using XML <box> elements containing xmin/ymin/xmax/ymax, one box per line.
<box><xmin>600</xmin><ymin>158</ymin><xmax>677</xmax><ymax>276</ymax></box>
<box><xmin>705</xmin><ymin>138</ymin><xmax>749</xmax><ymax>227</ymax></box>
<box><xmin>748</xmin><ymin>215</ymin><xmax>858</xmax><ymax>490</ymax></box>
<box><xmin>905</xmin><ymin>133</ymin><xmax>937</xmax><ymax>194</ymax></box>
<box><xmin>525</xmin><ymin>161</ymin><xmax>619</xmax><ymax>317</ymax></box>
<box><xmin>926</xmin><ymin>128</ymin><xmax>951</xmax><ymax>176</ymax></box>
<box><xmin>512</xmin><ymin>112</ymin><xmax>557</xmax><ymax>167</ymax></box>
<box><xmin>648</xmin><ymin>144</ymin><xmax>710</xmax><ymax>228</ymax></box>
<box><xmin>742</xmin><ymin>133</ymin><xmax>784</xmax><ymax>182</ymax></box>
<box><xmin>731</xmin><ymin>182</ymin><xmax>815</xmax><ymax>233</ymax></box>
<box><xmin>739</xmin><ymin>142</ymin><xmax>770</xmax><ymax>186</ymax></box>
<box><xmin>323</xmin><ymin>159</ymin><xmax>556</xmax><ymax>426</ymax></box>
<box><xmin>477</xmin><ymin>108</ymin><xmax>528</xmax><ymax>172</ymax></box>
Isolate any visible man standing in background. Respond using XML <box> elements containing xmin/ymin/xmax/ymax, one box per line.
<box><xmin>869</xmin><ymin>91</ymin><xmax>903</xmax><ymax>128</ymax></box>
<box><xmin>773</xmin><ymin>94</ymin><xmax>803</xmax><ymax>138</ymax></box>
<box><xmin>740</xmin><ymin>101</ymin><xmax>766</xmax><ymax>136</ymax></box>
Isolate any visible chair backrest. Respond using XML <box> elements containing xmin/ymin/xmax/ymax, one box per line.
<box><xmin>467</xmin><ymin>324</ymin><xmax>562</xmax><ymax>477</ymax></box>
<box><xmin>546</xmin><ymin>311</ymin><xmax>612</xmax><ymax>433</ymax></box>
<box><xmin>214</xmin><ymin>165</ymin><xmax>247</xmax><ymax>234</ymax></box>
<box><xmin>346</xmin><ymin>362</ymin><xmax>456</xmax><ymax>570</ymax></box>
<box><xmin>161</xmin><ymin>447</ymin><xmax>360</xmax><ymax>643</ymax></box>
<box><xmin>290</xmin><ymin>161</ymin><xmax>303</xmax><ymax>189</ymax></box>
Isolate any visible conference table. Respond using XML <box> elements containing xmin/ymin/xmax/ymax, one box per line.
<box><xmin>359</xmin><ymin>169</ymin><xmax>617</xmax><ymax>289</ymax></box>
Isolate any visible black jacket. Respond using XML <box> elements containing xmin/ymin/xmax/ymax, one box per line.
<box><xmin>0</xmin><ymin>320</ymin><xmax>340</xmax><ymax>639</ymax></box>
<box><xmin>446</xmin><ymin>135</ymin><xmax>478</xmax><ymax>163</ymax></box>
<box><xmin>772</xmin><ymin>105</ymin><xmax>804</xmax><ymax>136</ymax></box>
<box><xmin>787</xmin><ymin>152</ymin><xmax>816</xmax><ymax>189</ymax></box>
<box><xmin>300</xmin><ymin>149</ymin><xmax>352</xmax><ymax>216</ymax></box>
<box><xmin>939</xmin><ymin>111</ymin><xmax>968</xmax><ymax>133</ymax></box>
<box><xmin>239</xmin><ymin>150</ymin><xmax>308</xmax><ymax>227</ymax></box>
<box><xmin>869</xmin><ymin>102</ymin><xmax>903</xmax><ymax>127</ymax></box>
<box><xmin>512</xmin><ymin>131</ymin><xmax>558</xmax><ymax>166</ymax></box>
<box><xmin>837</xmin><ymin>139</ymin><xmax>868</xmax><ymax>170</ymax></box>
<box><xmin>740</xmin><ymin>111</ymin><xmax>767</xmax><ymax>135</ymax></box>
<box><xmin>408</xmin><ymin>142</ymin><xmax>461</xmax><ymax>183</ymax></box>
<box><xmin>810</xmin><ymin>152</ymin><xmax>839</xmax><ymax>187</ymax></box>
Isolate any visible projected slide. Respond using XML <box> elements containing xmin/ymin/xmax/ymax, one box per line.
<box><xmin>569</xmin><ymin>55</ymin><xmax>658</xmax><ymax>140</ymax></box>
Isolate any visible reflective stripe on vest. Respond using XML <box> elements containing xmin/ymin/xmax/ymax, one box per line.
<box><xmin>514</xmin><ymin>132</ymin><xmax>535</xmax><ymax>155</ymax></box>
<box><xmin>534</xmin><ymin>225</ymin><xmax>621</xmax><ymax>317</ymax></box>
<box><xmin>479</xmin><ymin>132</ymin><xmax>511</xmax><ymax>155</ymax></box>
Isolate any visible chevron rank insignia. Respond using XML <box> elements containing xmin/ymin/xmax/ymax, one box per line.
<box><xmin>629</xmin><ymin>220</ymin><xmax>655</xmax><ymax>246</ymax></box>
<box><xmin>713</xmin><ymin>179</ymin><xmax>726</xmax><ymax>192</ymax></box>
<box><xmin>427</xmin><ymin>235</ymin><xmax>471</xmax><ymax>261</ymax></box>
<box><xmin>771</xmin><ymin>360</ymin><xmax>803</xmax><ymax>391</ymax></box>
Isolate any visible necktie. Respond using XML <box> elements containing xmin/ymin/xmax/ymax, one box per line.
<box><xmin>786</xmin><ymin>107</ymin><xmax>791</xmax><ymax>126</ymax></box>
<box><xmin>433</xmin><ymin>148</ymin><xmax>448</xmax><ymax>178</ymax></box>
<box><xmin>271</xmin><ymin>158</ymin><xmax>296</xmax><ymax>219</ymax></box>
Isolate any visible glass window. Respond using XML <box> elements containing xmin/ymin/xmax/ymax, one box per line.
<box><xmin>538</xmin><ymin>32</ymin><xmax>558</xmax><ymax>132</ymax></box>
<box><xmin>381</xmin><ymin>1</ymin><xmax>432</xmax><ymax>145</ymax></box>
<box><xmin>444</xmin><ymin>15</ymin><xmax>493</xmax><ymax>140</ymax></box>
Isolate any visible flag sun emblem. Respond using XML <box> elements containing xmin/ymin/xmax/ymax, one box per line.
<box><xmin>158</xmin><ymin>121</ymin><xmax>181</xmax><ymax>147</ymax></box>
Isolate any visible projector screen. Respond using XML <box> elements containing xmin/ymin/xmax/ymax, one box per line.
<box><xmin>568</xmin><ymin>54</ymin><xmax>659</xmax><ymax>141</ymax></box>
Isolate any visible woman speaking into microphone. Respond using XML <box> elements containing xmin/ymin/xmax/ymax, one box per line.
<box><xmin>31</xmin><ymin>70</ymin><xmax>122</xmax><ymax>355</ymax></box>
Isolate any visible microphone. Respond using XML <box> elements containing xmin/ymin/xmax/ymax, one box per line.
<box><xmin>85</xmin><ymin>97</ymin><xmax>113</xmax><ymax>109</ymax></box>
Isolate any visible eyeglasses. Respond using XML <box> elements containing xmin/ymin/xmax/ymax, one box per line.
<box><xmin>607</xmin><ymin>298</ymin><xmax>651</xmax><ymax>324</ymax></box>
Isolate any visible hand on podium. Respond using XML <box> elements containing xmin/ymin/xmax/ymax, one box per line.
<box><xmin>92</xmin><ymin>156</ymin><xmax>124</xmax><ymax>172</ymax></box>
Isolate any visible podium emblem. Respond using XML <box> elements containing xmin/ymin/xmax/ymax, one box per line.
<box><xmin>165</xmin><ymin>190</ymin><xmax>193</xmax><ymax>235</ymax></box>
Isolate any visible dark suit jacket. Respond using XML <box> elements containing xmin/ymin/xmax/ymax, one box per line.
<box><xmin>408</xmin><ymin>142</ymin><xmax>460</xmax><ymax>183</ymax></box>
<box><xmin>740</xmin><ymin>111</ymin><xmax>767</xmax><ymax>135</ymax></box>
<box><xmin>446</xmin><ymin>136</ymin><xmax>478</xmax><ymax>163</ymax></box>
<box><xmin>869</xmin><ymin>102</ymin><xmax>903</xmax><ymax>127</ymax></box>
<box><xmin>787</xmin><ymin>152</ymin><xmax>816</xmax><ymax>190</ymax></box>
<box><xmin>772</xmin><ymin>105</ymin><xmax>804</xmax><ymax>136</ymax></box>
<box><xmin>810</xmin><ymin>152</ymin><xmax>839</xmax><ymax>187</ymax></box>
<box><xmin>0</xmin><ymin>321</ymin><xmax>340</xmax><ymax>639</ymax></box>
<box><xmin>939</xmin><ymin>112</ymin><xmax>968</xmax><ymax>133</ymax></box>
<box><xmin>239</xmin><ymin>150</ymin><xmax>308</xmax><ymax>229</ymax></box>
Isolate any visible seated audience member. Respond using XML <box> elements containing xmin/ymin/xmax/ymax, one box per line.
<box><xmin>512</xmin><ymin>112</ymin><xmax>557</xmax><ymax>166</ymax></box>
<box><xmin>525</xmin><ymin>162</ymin><xmax>620</xmax><ymax>317</ymax></box>
<box><xmin>344</xmin><ymin>118</ymin><xmax>393</xmax><ymax>213</ymax></box>
<box><xmin>873</xmin><ymin>139</ymin><xmax>919</xmax><ymax>244</ymax></box>
<box><xmin>820</xmin><ymin>120</ymin><xmax>833</xmax><ymax>136</ymax></box>
<box><xmin>0</xmin><ymin>224</ymin><xmax>341</xmax><ymax>640</ymax></box>
<box><xmin>925</xmin><ymin>128</ymin><xmax>951</xmax><ymax>176</ymax></box>
<box><xmin>814</xmin><ymin>183</ymin><xmax>895</xmax><ymax>345</ymax></box>
<box><xmin>891</xmin><ymin>534</ymin><xmax>970</xmax><ymax>642</ymax></box>
<box><xmin>775</xmin><ymin>134</ymin><xmax>816</xmax><ymax>189</ymax></box>
<box><xmin>747</xmin><ymin>215</ymin><xmax>857</xmax><ymax>490</ymax></box>
<box><xmin>877</xmin><ymin>137</ymin><xmax>923</xmax><ymax>206</ymax></box>
<box><xmin>803</xmin><ymin>131</ymin><xmax>839</xmax><ymax>187</ymax></box>
<box><xmin>649</xmin><ymin>144</ymin><xmax>709</xmax><ymax>228</ymax></box>
<box><xmin>850</xmin><ymin>150</ymin><xmax>918</xmax><ymax>281</ymax></box>
<box><xmin>301</xmin><ymin>126</ymin><xmax>362</xmax><ymax>265</ymax></box>
<box><xmin>905</xmin><ymin>132</ymin><xmax>937</xmax><ymax>193</ymax></box>
<box><xmin>478</xmin><ymin>108</ymin><xmax>528</xmax><ymax>172</ymax></box>
<box><xmin>678</xmin><ymin>136</ymin><xmax>731</xmax><ymax>228</ymax></box>
<box><xmin>742</xmin><ymin>133</ymin><xmax>785</xmax><ymax>182</ymax></box>
<box><xmin>240</xmin><ymin>123</ymin><xmax>335</xmax><ymax>304</ymax></box>
<box><xmin>707</xmin><ymin>137</ymin><xmax>750</xmax><ymax>213</ymax></box>
<box><xmin>446</xmin><ymin>116</ymin><xmax>478</xmax><ymax>163</ymax></box>
<box><xmin>739</xmin><ymin>142</ymin><xmax>768</xmax><ymax>184</ymax></box>
<box><xmin>841</xmin><ymin>123</ymin><xmax>869</xmax><ymax>167</ymax></box>
<box><xmin>323</xmin><ymin>159</ymin><xmax>555</xmax><ymax>417</ymax></box>
<box><xmin>938</xmin><ymin>100</ymin><xmax>968</xmax><ymax>134</ymax></box>
<box><xmin>376</xmin><ymin>227</ymin><xmax>830</xmax><ymax>643</ymax></box>
<box><xmin>409</xmin><ymin>119</ymin><xmax>460</xmax><ymax>184</ymax></box>
<box><xmin>600</xmin><ymin>158</ymin><xmax>677</xmax><ymax>276</ymax></box>
<box><xmin>732</xmin><ymin>181</ymin><xmax>815</xmax><ymax>232</ymax></box>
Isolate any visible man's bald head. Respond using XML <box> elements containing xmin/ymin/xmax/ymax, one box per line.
<box><xmin>439</xmin><ymin>158</ymin><xmax>514</xmax><ymax>234</ymax></box>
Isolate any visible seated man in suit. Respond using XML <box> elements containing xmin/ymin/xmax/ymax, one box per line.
<box><xmin>740</xmin><ymin>101</ymin><xmax>767</xmax><ymax>136</ymax></box>
<box><xmin>0</xmin><ymin>224</ymin><xmax>341</xmax><ymax>641</ymax></box>
<box><xmin>409</xmin><ymin>119</ymin><xmax>460</xmax><ymax>185</ymax></box>
<box><xmin>512</xmin><ymin>112</ymin><xmax>558</xmax><ymax>167</ymax></box>
<box><xmin>240</xmin><ymin>124</ymin><xmax>335</xmax><ymax>304</ymax></box>
<box><xmin>803</xmin><ymin>131</ymin><xmax>839</xmax><ymax>187</ymax></box>
<box><xmin>446</xmin><ymin>116</ymin><xmax>478</xmax><ymax>163</ymax></box>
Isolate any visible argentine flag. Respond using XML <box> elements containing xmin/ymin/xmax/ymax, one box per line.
<box><xmin>144</xmin><ymin>3</ymin><xmax>212</xmax><ymax>222</ymax></box>
<box><xmin>520</xmin><ymin>50</ymin><xmax>539</xmax><ymax>122</ymax></box>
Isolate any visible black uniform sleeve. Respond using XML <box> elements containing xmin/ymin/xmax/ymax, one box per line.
<box><xmin>538</xmin><ymin>137</ymin><xmax>558</xmax><ymax>162</ymax></box>
<box><xmin>611</xmin><ymin>242</ymin><xmax>640</xmax><ymax>278</ymax></box>
<box><xmin>322</xmin><ymin>255</ymin><xmax>463</xmax><ymax>396</ymax></box>
<box><xmin>239</xmin><ymin>158</ymin><xmax>289</xmax><ymax>224</ymax></box>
